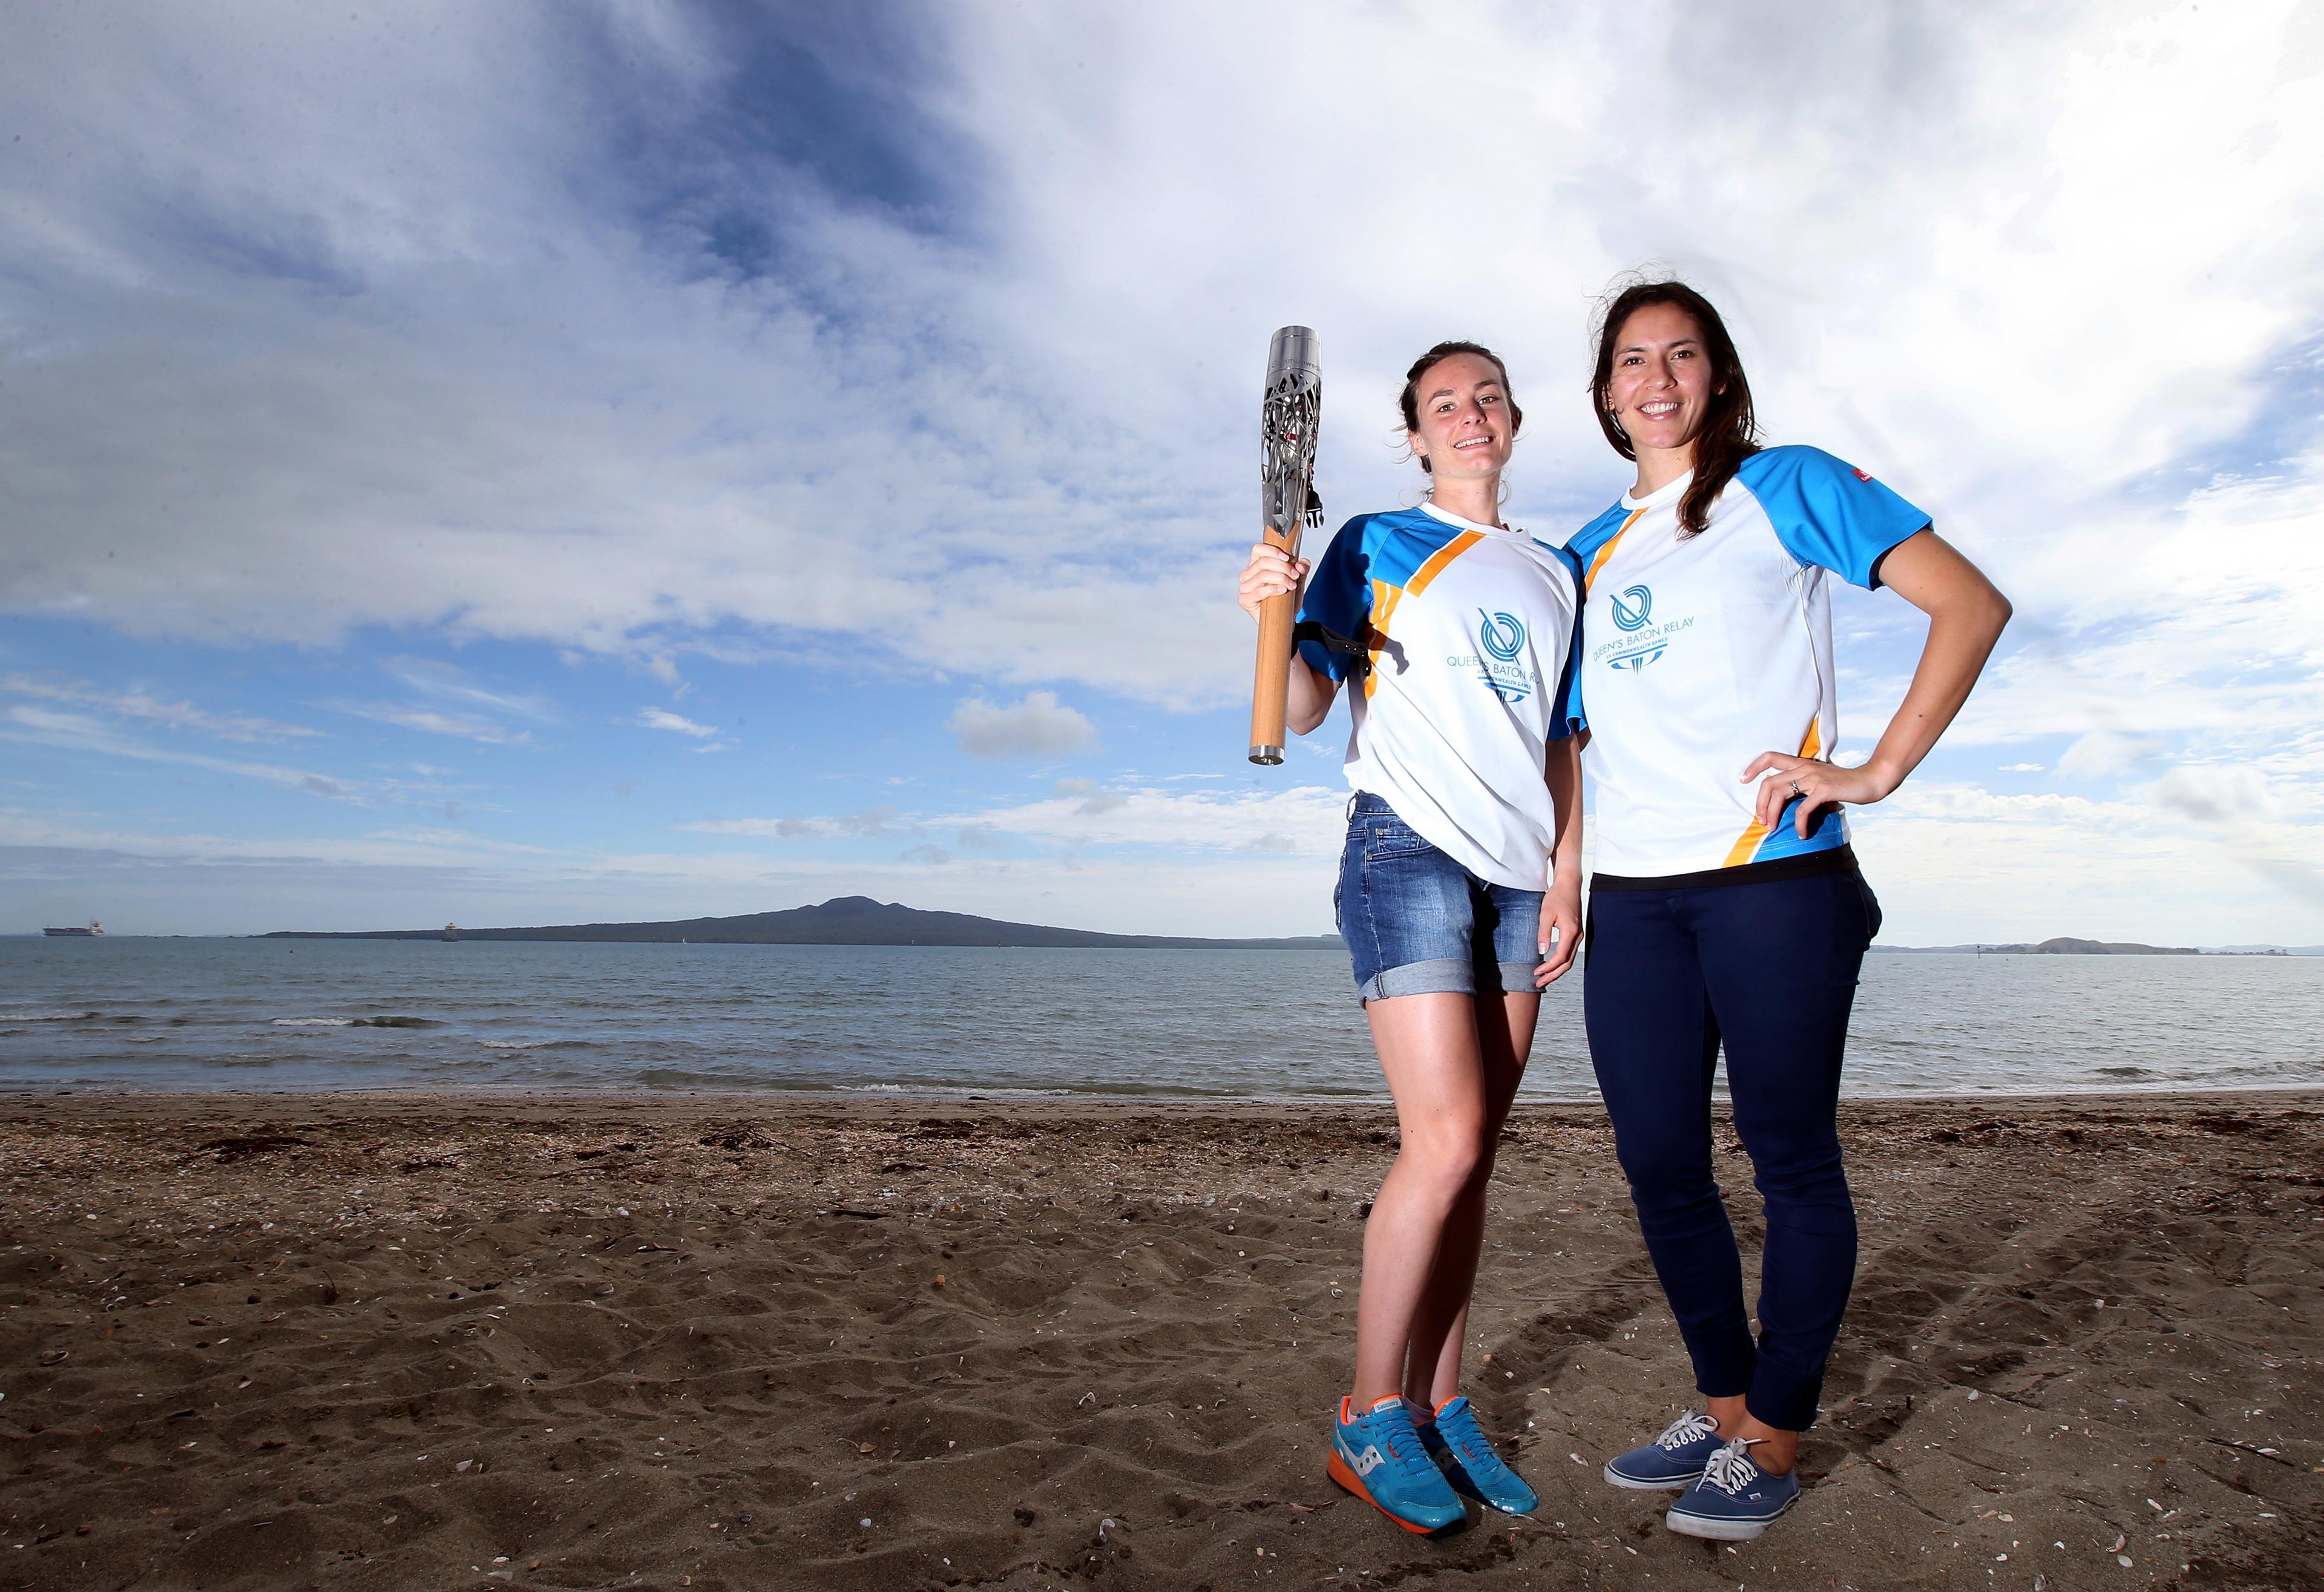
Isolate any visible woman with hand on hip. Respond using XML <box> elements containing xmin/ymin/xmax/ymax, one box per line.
<box><xmin>1563</xmin><ymin>280</ymin><xmax>2010</xmax><ymax>1541</ymax></box>
<box><xmin>1237</xmin><ymin>341</ymin><xmax>1585</xmax><ymax>1535</ymax></box>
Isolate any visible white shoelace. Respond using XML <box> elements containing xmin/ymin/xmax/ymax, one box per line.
<box><xmin>1699</xmin><ymin>1436</ymin><xmax>1763</xmax><ymax>1495</ymax></box>
<box><xmin>1653</xmin><ymin>1410</ymin><xmax>1719</xmax><ymax>1450</ymax></box>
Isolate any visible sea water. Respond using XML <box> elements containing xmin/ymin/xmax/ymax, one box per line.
<box><xmin>2</xmin><ymin>937</ymin><xmax>2319</xmax><ymax>1099</ymax></box>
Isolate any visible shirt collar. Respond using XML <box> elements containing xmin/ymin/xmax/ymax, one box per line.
<box><xmin>1620</xmin><ymin>469</ymin><xmax>1695</xmax><ymax>513</ymax></box>
<box><xmin>1419</xmin><ymin>499</ymin><xmax>1518</xmax><ymax>536</ymax></box>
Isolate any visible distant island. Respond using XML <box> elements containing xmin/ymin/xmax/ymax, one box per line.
<box><xmin>1873</xmin><ymin>937</ymin><xmax>2201</xmax><ymax>955</ymax></box>
<box><xmin>261</xmin><ymin>896</ymin><xmax>1345</xmax><ymax>951</ymax></box>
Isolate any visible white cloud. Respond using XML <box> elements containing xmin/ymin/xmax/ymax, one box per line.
<box><xmin>675</xmin><ymin>781</ymin><xmax>1348</xmax><ymax>862</ymax></box>
<box><xmin>681</xmin><ymin>816</ymin><xmax>813</xmax><ymax>839</ymax></box>
<box><xmin>384</xmin><ymin>658</ymin><xmax>554</xmax><ymax>721</ymax></box>
<box><xmin>632</xmin><ymin>706</ymin><xmax>720</xmax><ymax>753</ymax></box>
<box><xmin>1</xmin><ymin>672</ymin><xmax>320</xmax><ymax>742</ymax></box>
<box><xmin>1944</xmin><ymin>462</ymin><xmax>2324</xmax><ymax>756</ymax></box>
<box><xmin>945</xmin><ymin>782</ymin><xmax>1348</xmax><ymax>856</ymax></box>
<box><xmin>2056</xmin><ymin>730</ymin><xmax>2165</xmax><ymax>782</ymax></box>
<box><xmin>946</xmin><ymin>692</ymin><xmax>1095</xmax><ymax>758</ymax></box>
<box><xmin>1054</xmin><ymin>775</ymin><xmax>1131</xmax><ymax>816</ymax></box>
<box><xmin>681</xmin><ymin>805</ymin><xmax>901</xmax><ymax>840</ymax></box>
<box><xmin>341</xmin><ymin>703</ymin><xmax>536</xmax><ymax>746</ymax></box>
<box><xmin>1</xmin><ymin>704</ymin><xmax>359</xmax><ymax>801</ymax></box>
<box><xmin>1849</xmin><ymin>776</ymin><xmax>2324</xmax><ymax>943</ymax></box>
<box><xmin>634</xmin><ymin>708</ymin><xmax>718</xmax><ymax>738</ymax></box>
<box><xmin>2</xmin><ymin>2</ymin><xmax>2313</xmax><ymax>721</ymax></box>
<box><xmin>629</xmin><ymin>707</ymin><xmax>731</xmax><ymax>753</ymax></box>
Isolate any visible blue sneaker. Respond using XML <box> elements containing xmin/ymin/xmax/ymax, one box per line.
<box><xmin>1603</xmin><ymin>1409</ymin><xmax>1723</xmax><ymax>1490</ymax></box>
<box><xmin>1422</xmin><ymin>1396</ymin><xmax>1537</xmax><ymax>1515</ymax></box>
<box><xmin>1664</xmin><ymin>1436</ymin><xmax>1799</xmax><ymax>1540</ymax></box>
<box><xmin>1327</xmin><ymin>1395</ymin><xmax>1467</xmax><ymax>1534</ymax></box>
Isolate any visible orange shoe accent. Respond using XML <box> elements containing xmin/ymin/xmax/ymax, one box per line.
<box><xmin>1327</xmin><ymin>1448</ymin><xmax>1443</xmax><ymax>1535</ymax></box>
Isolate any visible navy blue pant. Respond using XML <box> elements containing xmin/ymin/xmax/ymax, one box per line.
<box><xmin>1584</xmin><ymin>868</ymin><xmax>1880</xmax><ymax>1432</ymax></box>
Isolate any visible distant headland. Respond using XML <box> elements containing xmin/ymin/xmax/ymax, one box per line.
<box><xmin>1873</xmin><ymin>937</ymin><xmax>2207</xmax><ymax>955</ymax></box>
<box><xmin>260</xmin><ymin>896</ymin><xmax>1344</xmax><ymax>951</ymax></box>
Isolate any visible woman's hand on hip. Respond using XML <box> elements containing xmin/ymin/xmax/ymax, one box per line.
<box><xmin>1742</xmin><ymin>752</ymin><xmax>1897</xmax><ymax>838</ymax></box>
<box><xmin>1238</xmin><ymin>539</ymin><xmax>1310</xmax><ymax>621</ymax></box>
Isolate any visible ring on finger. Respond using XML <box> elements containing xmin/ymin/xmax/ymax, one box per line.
<box><xmin>1788</xmin><ymin>780</ymin><xmax>1802</xmax><ymax>798</ymax></box>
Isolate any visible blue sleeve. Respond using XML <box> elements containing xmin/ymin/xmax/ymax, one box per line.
<box><xmin>1736</xmin><ymin>446</ymin><xmax>1930</xmax><ymax>589</ymax></box>
<box><xmin>1294</xmin><ymin>519</ymin><xmax>1373</xmax><ymax>681</ymax></box>
<box><xmin>1548</xmin><ymin>546</ymin><xmax>1585</xmax><ymax>738</ymax></box>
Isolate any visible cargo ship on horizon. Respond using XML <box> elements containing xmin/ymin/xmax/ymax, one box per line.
<box><xmin>42</xmin><ymin>922</ymin><xmax>105</xmax><ymax>937</ymax></box>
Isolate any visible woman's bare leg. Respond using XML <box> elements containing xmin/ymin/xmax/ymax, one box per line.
<box><xmin>1350</xmin><ymin>992</ymin><xmax>1485</xmax><ymax>1407</ymax></box>
<box><xmin>1703</xmin><ymin>1397</ymin><xmax>1800</xmax><ymax>1474</ymax></box>
<box><xmin>1350</xmin><ymin>989</ymin><xmax>1536</xmax><ymax>1409</ymax></box>
<box><xmin>1406</xmin><ymin>991</ymin><xmax>1538</xmax><ymax>1404</ymax></box>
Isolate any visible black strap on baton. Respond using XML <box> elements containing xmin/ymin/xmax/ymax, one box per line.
<box><xmin>1292</xmin><ymin>620</ymin><xmax>1372</xmax><ymax>678</ymax></box>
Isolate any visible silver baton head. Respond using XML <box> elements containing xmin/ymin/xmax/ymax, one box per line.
<box><xmin>1262</xmin><ymin>326</ymin><xmax>1322</xmax><ymax>543</ymax></box>
<box><xmin>1266</xmin><ymin>324</ymin><xmax>1321</xmax><ymax>389</ymax></box>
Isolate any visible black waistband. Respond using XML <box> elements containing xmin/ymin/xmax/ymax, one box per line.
<box><xmin>1591</xmin><ymin>844</ymin><xmax>1860</xmax><ymax>893</ymax></box>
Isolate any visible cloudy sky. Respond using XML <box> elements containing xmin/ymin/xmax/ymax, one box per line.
<box><xmin>4</xmin><ymin>1</ymin><xmax>2321</xmax><ymax>943</ymax></box>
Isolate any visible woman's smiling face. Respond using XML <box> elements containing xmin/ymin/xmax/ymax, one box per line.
<box><xmin>1407</xmin><ymin>352</ymin><xmax>1517</xmax><ymax>481</ymax></box>
<box><xmin>1604</xmin><ymin>302</ymin><xmax>1721</xmax><ymax>459</ymax></box>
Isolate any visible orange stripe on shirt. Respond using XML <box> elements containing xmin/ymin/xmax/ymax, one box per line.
<box><xmin>1721</xmin><ymin>721</ymin><xmax>1826</xmax><ymax>868</ymax></box>
<box><xmin>1363</xmin><ymin>580</ymin><xmax>1403</xmax><ymax>700</ymax></box>
<box><xmin>1407</xmin><ymin>530</ymin><xmax>1484</xmax><ymax>594</ymax></box>
<box><xmin>1583</xmin><ymin>508</ymin><xmax>1647</xmax><ymax>595</ymax></box>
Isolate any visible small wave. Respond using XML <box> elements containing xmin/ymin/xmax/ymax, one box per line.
<box><xmin>272</xmin><ymin>1015</ymin><xmax>437</xmax><ymax>1029</ymax></box>
<box><xmin>479</xmin><ymin>1038</ymin><xmax>542</xmax><ymax>1050</ymax></box>
<box><xmin>17</xmin><ymin>1011</ymin><xmax>103</xmax><ymax>1022</ymax></box>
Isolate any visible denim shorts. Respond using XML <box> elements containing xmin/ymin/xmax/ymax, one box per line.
<box><xmin>1334</xmin><ymin>792</ymin><xmax>1545</xmax><ymax>1004</ymax></box>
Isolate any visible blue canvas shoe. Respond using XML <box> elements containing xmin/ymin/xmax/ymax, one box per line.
<box><xmin>1603</xmin><ymin>1409</ymin><xmax>1724</xmax><ymax>1490</ymax></box>
<box><xmin>1664</xmin><ymin>1436</ymin><xmax>1799</xmax><ymax>1540</ymax></box>
<box><xmin>1422</xmin><ymin>1396</ymin><xmax>1538</xmax><ymax>1515</ymax></box>
<box><xmin>1327</xmin><ymin>1395</ymin><xmax>1467</xmax><ymax>1534</ymax></box>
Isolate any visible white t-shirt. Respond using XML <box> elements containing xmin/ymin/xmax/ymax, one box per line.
<box><xmin>1296</xmin><ymin>500</ymin><xmax>1581</xmax><ymax>889</ymax></box>
<box><xmin>1558</xmin><ymin>446</ymin><xmax>1930</xmax><ymax>880</ymax></box>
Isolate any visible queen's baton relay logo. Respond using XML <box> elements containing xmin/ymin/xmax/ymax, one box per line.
<box><xmin>1592</xmin><ymin>581</ymin><xmax>1692</xmax><ymax>672</ymax></box>
<box><xmin>1451</xmin><ymin>609</ymin><xmax>1537</xmax><ymax>704</ymax></box>
<box><xmin>1479</xmin><ymin>611</ymin><xmax>1526</xmax><ymax>662</ymax></box>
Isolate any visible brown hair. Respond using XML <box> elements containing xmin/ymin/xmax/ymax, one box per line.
<box><xmin>1589</xmin><ymin>280</ymin><xmax>1758</xmax><ymax>536</ymax></box>
<box><xmin>1399</xmin><ymin>341</ymin><xmax>1521</xmax><ymax>474</ymax></box>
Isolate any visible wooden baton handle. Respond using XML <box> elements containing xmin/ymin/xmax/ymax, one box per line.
<box><xmin>1247</xmin><ymin>526</ymin><xmax>1298</xmax><ymax>765</ymax></box>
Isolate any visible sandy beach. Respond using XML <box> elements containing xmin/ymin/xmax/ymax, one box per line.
<box><xmin>2</xmin><ymin>1090</ymin><xmax>2318</xmax><ymax>1591</ymax></box>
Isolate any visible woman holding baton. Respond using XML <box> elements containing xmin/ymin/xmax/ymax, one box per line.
<box><xmin>1563</xmin><ymin>279</ymin><xmax>2011</xmax><ymax>1540</ymax></box>
<box><xmin>1238</xmin><ymin>340</ymin><xmax>1584</xmax><ymax>1535</ymax></box>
